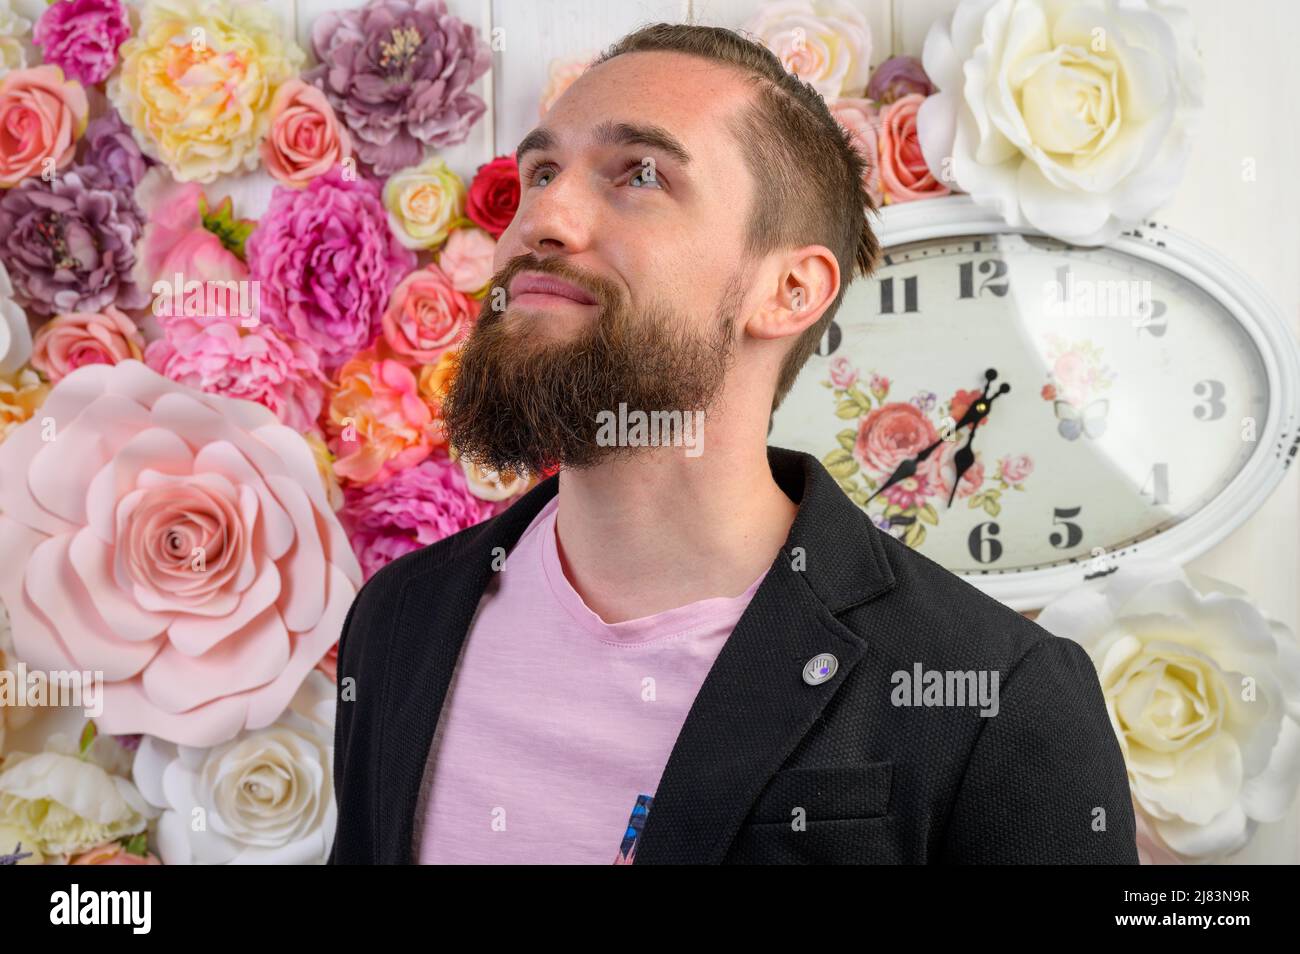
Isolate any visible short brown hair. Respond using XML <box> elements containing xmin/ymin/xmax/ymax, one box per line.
<box><xmin>592</xmin><ymin>22</ymin><xmax>881</xmax><ymax>413</ymax></box>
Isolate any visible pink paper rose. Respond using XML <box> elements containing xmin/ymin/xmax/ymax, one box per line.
<box><xmin>381</xmin><ymin>264</ymin><xmax>476</xmax><ymax>364</ymax></box>
<box><xmin>437</xmin><ymin>227</ymin><xmax>496</xmax><ymax>297</ymax></box>
<box><xmin>0</xmin><ymin>64</ymin><xmax>88</xmax><ymax>188</ymax></box>
<box><xmin>260</xmin><ymin>79</ymin><xmax>353</xmax><ymax>189</ymax></box>
<box><xmin>30</xmin><ymin>307</ymin><xmax>144</xmax><ymax>383</ymax></box>
<box><xmin>829</xmin><ymin>98</ymin><xmax>883</xmax><ymax>208</ymax></box>
<box><xmin>145</xmin><ymin>312</ymin><xmax>328</xmax><ymax>434</ymax></box>
<box><xmin>878</xmin><ymin>93</ymin><xmax>949</xmax><ymax>204</ymax></box>
<box><xmin>33</xmin><ymin>0</ymin><xmax>131</xmax><ymax>87</ymax></box>
<box><xmin>0</xmin><ymin>360</ymin><xmax>363</xmax><ymax>747</ymax></box>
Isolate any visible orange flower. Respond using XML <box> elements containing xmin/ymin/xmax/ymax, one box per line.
<box><xmin>326</xmin><ymin>349</ymin><xmax>435</xmax><ymax>484</ymax></box>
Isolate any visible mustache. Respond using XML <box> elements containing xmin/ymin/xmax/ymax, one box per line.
<box><xmin>484</xmin><ymin>253</ymin><xmax>622</xmax><ymax>318</ymax></box>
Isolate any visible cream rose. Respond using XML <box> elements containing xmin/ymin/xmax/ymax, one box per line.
<box><xmin>383</xmin><ymin>155</ymin><xmax>467</xmax><ymax>250</ymax></box>
<box><xmin>741</xmin><ymin>0</ymin><xmax>872</xmax><ymax>100</ymax></box>
<box><xmin>918</xmin><ymin>0</ymin><xmax>1204</xmax><ymax>245</ymax></box>
<box><xmin>132</xmin><ymin>671</ymin><xmax>336</xmax><ymax>864</ymax></box>
<box><xmin>1037</xmin><ymin>560</ymin><xmax>1300</xmax><ymax>861</ymax></box>
<box><xmin>0</xmin><ymin>3</ymin><xmax>31</xmax><ymax>78</ymax></box>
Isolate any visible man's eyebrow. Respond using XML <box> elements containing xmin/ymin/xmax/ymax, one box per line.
<box><xmin>515</xmin><ymin>121</ymin><xmax>693</xmax><ymax>167</ymax></box>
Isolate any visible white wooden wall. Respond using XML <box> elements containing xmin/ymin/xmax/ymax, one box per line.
<box><xmin>17</xmin><ymin>0</ymin><xmax>1297</xmax><ymax>863</ymax></box>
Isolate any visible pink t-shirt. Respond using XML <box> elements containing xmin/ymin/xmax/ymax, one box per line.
<box><xmin>415</xmin><ymin>495</ymin><xmax>766</xmax><ymax>864</ymax></box>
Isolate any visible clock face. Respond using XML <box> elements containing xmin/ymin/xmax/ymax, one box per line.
<box><xmin>770</xmin><ymin>231</ymin><xmax>1271</xmax><ymax>579</ymax></box>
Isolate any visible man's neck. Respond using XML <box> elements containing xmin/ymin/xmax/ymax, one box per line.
<box><xmin>552</xmin><ymin>440</ymin><xmax>798</xmax><ymax>624</ymax></box>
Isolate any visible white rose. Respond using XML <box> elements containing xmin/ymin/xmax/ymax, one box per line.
<box><xmin>0</xmin><ymin>261</ymin><xmax>31</xmax><ymax>376</ymax></box>
<box><xmin>1037</xmin><ymin>560</ymin><xmax>1300</xmax><ymax>861</ymax></box>
<box><xmin>133</xmin><ymin>671</ymin><xmax>336</xmax><ymax>864</ymax></box>
<box><xmin>741</xmin><ymin>0</ymin><xmax>873</xmax><ymax>101</ymax></box>
<box><xmin>917</xmin><ymin>0</ymin><xmax>1204</xmax><ymax>245</ymax></box>
<box><xmin>0</xmin><ymin>732</ymin><xmax>156</xmax><ymax>857</ymax></box>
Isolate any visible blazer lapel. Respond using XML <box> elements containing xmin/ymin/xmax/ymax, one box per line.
<box><xmin>374</xmin><ymin>474</ymin><xmax>561</xmax><ymax>863</ymax></box>
<box><xmin>632</xmin><ymin>447</ymin><xmax>897</xmax><ymax>864</ymax></box>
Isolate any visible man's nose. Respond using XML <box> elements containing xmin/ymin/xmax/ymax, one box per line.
<box><xmin>512</xmin><ymin>169</ymin><xmax>595</xmax><ymax>255</ymax></box>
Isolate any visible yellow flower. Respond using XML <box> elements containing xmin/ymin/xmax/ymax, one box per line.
<box><xmin>108</xmin><ymin>0</ymin><xmax>304</xmax><ymax>183</ymax></box>
<box><xmin>0</xmin><ymin>367</ymin><xmax>47</xmax><ymax>442</ymax></box>
<box><xmin>383</xmin><ymin>156</ymin><xmax>467</xmax><ymax>250</ymax></box>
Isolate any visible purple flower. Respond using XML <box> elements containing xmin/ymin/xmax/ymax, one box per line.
<box><xmin>341</xmin><ymin>453</ymin><xmax>501</xmax><ymax>579</ymax></box>
<box><xmin>866</xmin><ymin>55</ymin><xmax>935</xmax><ymax>105</ymax></box>
<box><xmin>0</xmin><ymin>169</ymin><xmax>148</xmax><ymax>317</ymax></box>
<box><xmin>305</xmin><ymin>0</ymin><xmax>492</xmax><ymax>175</ymax></box>
<box><xmin>246</xmin><ymin>167</ymin><xmax>417</xmax><ymax>370</ymax></box>
<box><xmin>77</xmin><ymin>112</ymin><xmax>151</xmax><ymax>191</ymax></box>
<box><xmin>33</xmin><ymin>0</ymin><xmax>131</xmax><ymax>86</ymax></box>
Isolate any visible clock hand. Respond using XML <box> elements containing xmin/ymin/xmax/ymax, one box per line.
<box><xmin>946</xmin><ymin>370</ymin><xmax>1011</xmax><ymax>507</ymax></box>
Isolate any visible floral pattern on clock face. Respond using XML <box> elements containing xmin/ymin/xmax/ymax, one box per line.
<box><xmin>770</xmin><ymin>233</ymin><xmax>1270</xmax><ymax>575</ymax></box>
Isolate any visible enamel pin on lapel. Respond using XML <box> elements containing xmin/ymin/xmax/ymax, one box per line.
<box><xmin>803</xmin><ymin>653</ymin><xmax>839</xmax><ymax>685</ymax></box>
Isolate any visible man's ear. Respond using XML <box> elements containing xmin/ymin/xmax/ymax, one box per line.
<box><xmin>746</xmin><ymin>245</ymin><xmax>840</xmax><ymax>341</ymax></box>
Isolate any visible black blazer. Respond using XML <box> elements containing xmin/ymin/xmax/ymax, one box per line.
<box><xmin>329</xmin><ymin>445</ymin><xmax>1138</xmax><ymax>864</ymax></box>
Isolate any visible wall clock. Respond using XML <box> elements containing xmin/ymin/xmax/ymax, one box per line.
<box><xmin>769</xmin><ymin>195</ymin><xmax>1300</xmax><ymax>611</ymax></box>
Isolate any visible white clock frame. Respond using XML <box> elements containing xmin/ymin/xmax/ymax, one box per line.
<box><xmin>844</xmin><ymin>194</ymin><xmax>1300</xmax><ymax>610</ymax></box>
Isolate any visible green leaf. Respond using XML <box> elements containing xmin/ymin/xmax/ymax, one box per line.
<box><xmin>847</xmin><ymin>385</ymin><xmax>873</xmax><ymax>408</ymax></box>
<box><xmin>835</xmin><ymin>398</ymin><xmax>864</xmax><ymax>419</ymax></box>
<box><xmin>849</xmin><ymin>491</ymin><xmax>871</xmax><ymax>508</ymax></box>
<box><xmin>966</xmin><ymin>491</ymin><xmax>986</xmax><ymax>509</ymax></box>
<box><xmin>918</xmin><ymin>503</ymin><xmax>938</xmax><ymax>525</ymax></box>
<box><xmin>836</xmin><ymin>428</ymin><xmax>858</xmax><ymax>453</ymax></box>
<box><xmin>78</xmin><ymin>720</ymin><xmax>97</xmax><ymax>757</ymax></box>
<box><xmin>199</xmin><ymin>194</ymin><xmax>256</xmax><ymax>260</ymax></box>
<box><xmin>123</xmin><ymin>833</ymin><xmax>149</xmax><ymax>857</ymax></box>
<box><xmin>883</xmin><ymin>502</ymin><xmax>903</xmax><ymax>519</ymax></box>
<box><xmin>822</xmin><ymin>448</ymin><xmax>858</xmax><ymax>480</ymax></box>
<box><xmin>983</xmin><ymin>496</ymin><xmax>1001</xmax><ymax>517</ymax></box>
<box><xmin>903</xmin><ymin>521</ymin><xmax>926</xmax><ymax>548</ymax></box>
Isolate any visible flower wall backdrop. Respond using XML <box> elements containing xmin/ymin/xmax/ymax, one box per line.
<box><xmin>0</xmin><ymin>0</ymin><xmax>1293</xmax><ymax>867</ymax></box>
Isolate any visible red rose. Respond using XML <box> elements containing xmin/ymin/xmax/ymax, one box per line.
<box><xmin>467</xmin><ymin>154</ymin><xmax>520</xmax><ymax>238</ymax></box>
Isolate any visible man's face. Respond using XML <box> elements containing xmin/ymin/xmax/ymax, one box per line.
<box><xmin>442</xmin><ymin>51</ymin><xmax>761</xmax><ymax>477</ymax></box>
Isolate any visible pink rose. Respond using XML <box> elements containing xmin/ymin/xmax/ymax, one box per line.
<box><xmin>381</xmin><ymin>264</ymin><xmax>476</xmax><ymax>364</ymax></box>
<box><xmin>260</xmin><ymin>79</ymin><xmax>354</xmax><ymax>189</ymax></box>
<box><xmin>829</xmin><ymin>98</ymin><xmax>883</xmax><ymax>208</ymax></box>
<box><xmin>878</xmin><ymin>93</ymin><xmax>950</xmax><ymax>204</ymax></box>
<box><xmin>438</xmin><ymin>227</ymin><xmax>496</xmax><ymax>297</ymax></box>
<box><xmin>0</xmin><ymin>65</ymin><xmax>88</xmax><ymax>188</ymax></box>
<box><xmin>539</xmin><ymin>54</ymin><xmax>594</xmax><ymax>118</ymax></box>
<box><xmin>827</xmin><ymin>356</ymin><xmax>858</xmax><ymax>389</ymax></box>
<box><xmin>854</xmin><ymin>402</ymin><xmax>938</xmax><ymax>475</ymax></box>
<box><xmin>999</xmin><ymin>454</ymin><xmax>1033</xmax><ymax>484</ymax></box>
<box><xmin>70</xmin><ymin>841</ymin><xmax>162</xmax><ymax>865</ymax></box>
<box><xmin>136</xmin><ymin>181</ymin><xmax>248</xmax><ymax>287</ymax></box>
<box><xmin>145</xmin><ymin>313</ymin><xmax>328</xmax><ymax>434</ymax></box>
<box><xmin>30</xmin><ymin>307</ymin><xmax>144</xmax><ymax>383</ymax></box>
<box><xmin>0</xmin><ymin>360</ymin><xmax>363</xmax><ymax>747</ymax></box>
<box><xmin>921</xmin><ymin>439</ymin><xmax>984</xmax><ymax>500</ymax></box>
<box><xmin>1052</xmin><ymin>351</ymin><xmax>1090</xmax><ymax>404</ymax></box>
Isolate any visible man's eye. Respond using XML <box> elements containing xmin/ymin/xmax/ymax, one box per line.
<box><xmin>523</xmin><ymin>162</ymin><xmax>554</xmax><ymax>187</ymax></box>
<box><xmin>625</xmin><ymin>161</ymin><xmax>663</xmax><ymax>189</ymax></box>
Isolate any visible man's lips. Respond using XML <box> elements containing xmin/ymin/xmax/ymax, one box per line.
<box><xmin>508</xmin><ymin>273</ymin><xmax>598</xmax><ymax>306</ymax></box>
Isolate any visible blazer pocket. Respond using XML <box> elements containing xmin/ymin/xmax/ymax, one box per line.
<box><xmin>746</xmin><ymin>761</ymin><xmax>893</xmax><ymax>824</ymax></box>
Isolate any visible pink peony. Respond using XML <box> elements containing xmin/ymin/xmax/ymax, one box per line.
<box><xmin>0</xmin><ymin>64</ymin><xmax>88</xmax><ymax>188</ymax></box>
<box><xmin>878</xmin><ymin>93</ymin><xmax>950</xmax><ymax>204</ymax></box>
<box><xmin>341</xmin><ymin>452</ymin><xmax>501</xmax><ymax>580</ymax></box>
<box><xmin>0</xmin><ymin>360</ymin><xmax>363</xmax><ymax>747</ymax></box>
<box><xmin>30</xmin><ymin>307</ymin><xmax>144</xmax><ymax>383</ymax></box>
<box><xmin>247</xmin><ymin>168</ymin><xmax>416</xmax><ymax>370</ymax></box>
<box><xmin>437</xmin><ymin>226</ymin><xmax>495</xmax><ymax>297</ymax></box>
<box><xmin>381</xmin><ymin>264</ymin><xmax>475</xmax><ymax>363</ymax></box>
<box><xmin>145</xmin><ymin>313</ymin><xmax>328</xmax><ymax>434</ymax></box>
<box><xmin>33</xmin><ymin>0</ymin><xmax>131</xmax><ymax>86</ymax></box>
<box><xmin>325</xmin><ymin>346</ymin><xmax>435</xmax><ymax>485</ymax></box>
<box><xmin>260</xmin><ymin>79</ymin><xmax>353</xmax><ymax>189</ymax></box>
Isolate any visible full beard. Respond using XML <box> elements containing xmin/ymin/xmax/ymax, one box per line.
<box><xmin>442</xmin><ymin>256</ymin><xmax>743</xmax><ymax>477</ymax></box>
